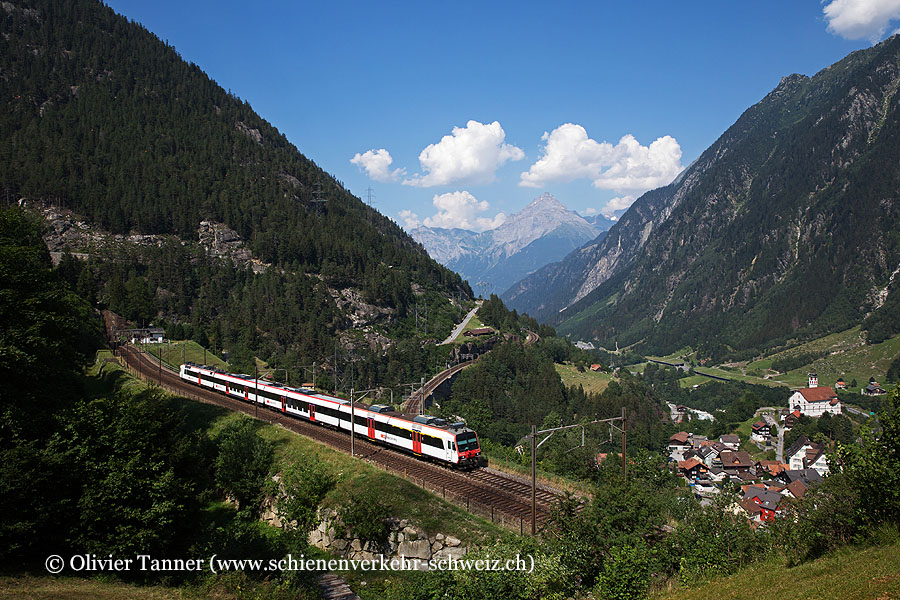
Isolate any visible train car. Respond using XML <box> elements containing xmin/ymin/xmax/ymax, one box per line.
<box><xmin>179</xmin><ymin>362</ymin><xmax>482</xmax><ymax>468</ymax></box>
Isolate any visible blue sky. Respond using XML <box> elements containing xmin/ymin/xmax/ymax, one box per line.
<box><xmin>106</xmin><ymin>0</ymin><xmax>899</xmax><ymax>230</ymax></box>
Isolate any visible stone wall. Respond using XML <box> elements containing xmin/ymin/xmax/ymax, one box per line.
<box><xmin>308</xmin><ymin>511</ymin><xmax>467</xmax><ymax>570</ymax></box>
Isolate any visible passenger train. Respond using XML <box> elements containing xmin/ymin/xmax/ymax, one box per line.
<box><xmin>179</xmin><ymin>362</ymin><xmax>482</xmax><ymax>468</ymax></box>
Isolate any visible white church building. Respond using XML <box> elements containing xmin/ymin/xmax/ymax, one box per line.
<box><xmin>788</xmin><ymin>373</ymin><xmax>841</xmax><ymax>417</ymax></box>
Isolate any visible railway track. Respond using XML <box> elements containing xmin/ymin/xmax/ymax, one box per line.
<box><xmin>401</xmin><ymin>359</ymin><xmax>476</xmax><ymax>414</ymax></box>
<box><xmin>402</xmin><ymin>328</ymin><xmax>540</xmax><ymax>414</ymax></box>
<box><xmin>118</xmin><ymin>345</ymin><xmax>576</xmax><ymax>532</ymax></box>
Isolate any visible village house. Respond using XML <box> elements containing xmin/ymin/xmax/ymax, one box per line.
<box><xmin>741</xmin><ymin>486</ymin><xmax>783</xmax><ymax>522</ymax></box>
<box><xmin>863</xmin><ymin>381</ymin><xmax>886</xmax><ymax>396</ymax></box>
<box><xmin>834</xmin><ymin>378</ymin><xmax>847</xmax><ymax>390</ymax></box>
<box><xmin>782</xmin><ymin>409</ymin><xmax>802</xmax><ymax>429</ymax></box>
<box><xmin>690</xmin><ymin>434</ymin><xmax>709</xmax><ymax>450</ymax></box>
<box><xmin>696</xmin><ymin>442</ymin><xmax>729</xmax><ymax>468</ymax></box>
<box><xmin>754</xmin><ymin>460</ymin><xmax>788</xmax><ymax>478</ymax></box>
<box><xmin>668</xmin><ymin>431</ymin><xmax>691</xmax><ymax>457</ymax></box>
<box><xmin>463</xmin><ymin>326</ymin><xmax>495</xmax><ymax>337</ymax></box>
<box><xmin>779</xmin><ymin>467</ymin><xmax>824</xmax><ymax>488</ymax></box>
<box><xmin>720</xmin><ymin>450</ymin><xmax>754</xmax><ymax>474</ymax></box>
<box><xmin>671</xmin><ymin>405</ymin><xmax>688</xmax><ymax>423</ymax></box>
<box><xmin>678</xmin><ymin>457</ymin><xmax>708</xmax><ymax>479</ymax></box>
<box><xmin>750</xmin><ymin>420</ymin><xmax>771</xmax><ymax>442</ymax></box>
<box><xmin>706</xmin><ymin>467</ymin><xmax>727</xmax><ymax>482</ymax></box>
<box><xmin>785</xmin><ymin>436</ymin><xmax>829</xmax><ymax>476</ymax></box>
<box><xmin>739</xmin><ymin>498</ymin><xmax>765</xmax><ymax>523</ymax></box>
<box><xmin>125</xmin><ymin>327</ymin><xmax>165</xmax><ymax>344</ymax></box>
<box><xmin>788</xmin><ymin>373</ymin><xmax>841</xmax><ymax>417</ymax></box>
<box><xmin>719</xmin><ymin>434</ymin><xmax>741</xmax><ymax>451</ymax></box>
<box><xmin>784</xmin><ymin>479</ymin><xmax>809</xmax><ymax>500</ymax></box>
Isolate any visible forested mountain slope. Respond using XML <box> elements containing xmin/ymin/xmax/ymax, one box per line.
<box><xmin>0</xmin><ymin>0</ymin><xmax>471</xmax><ymax>386</ymax></box>
<box><xmin>0</xmin><ymin>0</ymin><xmax>468</xmax><ymax>292</ymax></box>
<box><xmin>507</xmin><ymin>37</ymin><xmax>900</xmax><ymax>359</ymax></box>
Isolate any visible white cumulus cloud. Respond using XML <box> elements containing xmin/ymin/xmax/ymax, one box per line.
<box><xmin>824</xmin><ymin>0</ymin><xmax>900</xmax><ymax>42</ymax></box>
<box><xmin>404</xmin><ymin>120</ymin><xmax>525</xmax><ymax>187</ymax></box>
<box><xmin>599</xmin><ymin>195</ymin><xmax>636</xmax><ymax>218</ymax></box>
<box><xmin>350</xmin><ymin>148</ymin><xmax>405</xmax><ymax>182</ymax></box>
<box><xmin>520</xmin><ymin>124</ymin><xmax>683</xmax><ymax>194</ymax></box>
<box><xmin>413</xmin><ymin>190</ymin><xmax>506</xmax><ymax>232</ymax></box>
<box><xmin>398</xmin><ymin>209</ymin><xmax>421</xmax><ymax>229</ymax></box>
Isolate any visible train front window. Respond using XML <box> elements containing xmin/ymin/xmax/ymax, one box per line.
<box><xmin>456</xmin><ymin>432</ymin><xmax>479</xmax><ymax>451</ymax></box>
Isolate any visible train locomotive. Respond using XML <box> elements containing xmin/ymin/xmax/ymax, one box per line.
<box><xmin>179</xmin><ymin>362</ymin><xmax>483</xmax><ymax>468</ymax></box>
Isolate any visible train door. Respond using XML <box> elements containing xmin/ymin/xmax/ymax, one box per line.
<box><xmin>226</xmin><ymin>383</ymin><xmax>230</xmax><ymax>396</ymax></box>
<box><xmin>445</xmin><ymin>440</ymin><xmax>452</xmax><ymax>462</ymax></box>
<box><xmin>197</xmin><ymin>373</ymin><xmax>202</xmax><ymax>387</ymax></box>
<box><xmin>367</xmin><ymin>417</ymin><xmax>375</xmax><ymax>439</ymax></box>
<box><xmin>281</xmin><ymin>396</ymin><xmax>286</xmax><ymax>413</ymax></box>
<box><xmin>244</xmin><ymin>386</ymin><xmax>249</xmax><ymax>402</ymax></box>
<box><xmin>412</xmin><ymin>431</ymin><xmax>422</xmax><ymax>454</ymax></box>
<box><xmin>309</xmin><ymin>404</ymin><xmax>316</xmax><ymax>422</ymax></box>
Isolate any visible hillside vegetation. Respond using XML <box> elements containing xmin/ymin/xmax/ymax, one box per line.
<box><xmin>655</xmin><ymin>541</ymin><xmax>900</xmax><ymax>600</ymax></box>
<box><xmin>509</xmin><ymin>37</ymin><xmax>900</xmax><ymax>362</ymax></box>
<box><xmin>1</xmin><ymin>0</ymin><xmax>471</xmax><ymax>391</ymax></box>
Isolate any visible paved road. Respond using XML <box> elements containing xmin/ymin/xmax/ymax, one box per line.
<box><xmin>440</xmin><ymin>300</ymin><xmax>483</xmax><ymax>345</ymax></box>
<box><xmin>757</xmin><ymin>407</ymin><xmax>784</xmax><ymax>460</ymax></box>
<box><xmin>844</xmin><ymin>405</ymin><xmax>872</xmax><ymax>418</ymax></box>
<box><xmin>773</xmin><ymin>421</ymin><xmax>784</xmax><ymax>462</ymax></box>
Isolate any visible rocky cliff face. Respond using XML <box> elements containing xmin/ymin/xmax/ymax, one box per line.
<box><xmin>412</xmin><ymin>193</ymin><xmax>605</xmax><ymax>295</ymax></box>
<box><xmin>507</xmin><ymin>37</ymin><xmax>900</xmax><ymax>357</ymax></box>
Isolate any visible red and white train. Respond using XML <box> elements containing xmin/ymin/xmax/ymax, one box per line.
<box><xmin>179</xmin><ymin>362</ymin><xmax>482</xmax><ymax>468</ymax></box>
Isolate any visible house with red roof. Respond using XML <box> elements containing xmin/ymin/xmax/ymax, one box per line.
<box><xmin>678</xmin><ymin>457</ymin><xmax>708</xmax><ymax>479</ymax></box>
<box><xmin>783</xmin><ymin>409</ymin><xmax>802</xmax><ymax>429</ymax></box>
<box><xmin>788</xmin><ymin>373</ymin><xmax>841</xmax><ymax>417</ymax></box>
<box><xmin>750</xmin><ymin>420</ymin><xmax>771</xmax><ymax>442</ymax></box>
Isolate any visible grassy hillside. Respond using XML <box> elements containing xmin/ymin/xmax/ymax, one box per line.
<box><xmin>555</xmin><ymin>363</ymin><xmax>615</xmax><ymax>395</ymax></box>
<box><xmin>654</xmin><ymin>542</ymin><xmax>900</xmax><ymax>600</ymax></box>
<box><xmin>650</xmin><ymin>329</ymin><xmax>900</xmax><ymax>393</ymax></box>
<box><xmin>0</xmin><ymin>576</ymin><xmax>184</xmax><ymax>600</ymax></box>
<box><xmin>141</xmin><ymin>340</ymin><xmax>227</xmax><ymax>370</ymax></box>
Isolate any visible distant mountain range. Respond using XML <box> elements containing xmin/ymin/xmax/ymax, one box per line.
<box><xmin>410</xmin><ymin>193</ymin><xmax>614</xmax><ymax>296</ymax></box>
<box><xmin>504</xmin><ymin>37</ymin><xmax>900</xmax><ymax>359</ymax></box>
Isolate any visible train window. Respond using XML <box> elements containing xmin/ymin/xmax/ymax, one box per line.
<box><xmin>456</xmin><ymin>432</ymin><xmax>479</xmax><ymax>451</ymax></box>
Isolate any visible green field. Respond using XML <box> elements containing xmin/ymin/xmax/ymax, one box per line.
<box><xmin>0</xmin><ymin>575</ymin><xmax>184</xmax><ymax>600</ymax></box>
<box><xmin>678</xmin><ymin>374</ymin><xmax>711</xmax><ymax>388</ymax></box>
<box><xmin>555</xmin><ymin>363</ymin><xmax>616</xmax><ymax>395</ymax></box>
<box><xmin>453</xmin><ymin>313</ymin><xmax>489</xmax><ymax>342</ymax></box>
<box><xmin>723</xmin><ymin>327</ymin><xmax>900</xmax><ymax>390</ymax></box>
<box><xmin>646</xmin><ymin>348</ymin><xmax>695</xmax><ymax>364</ymax></box>
<box><xmin>692</xmin><ymin>366</ymin><xmax>787</xmax><ymax>388</ymax></box>
<box><xmin>140</xmin><ymin>340</ymin><xmax>228</xmax><ymax>370</ymax></box>
<box><xmin>773</xmin><ymin>330</ymin><xmax>900</xmax><ymax>389</ymax></box>
<box><xmin>654</xmin><ymin>542</ymin><xmax>900</xmax><ymax>600</ymax></box>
